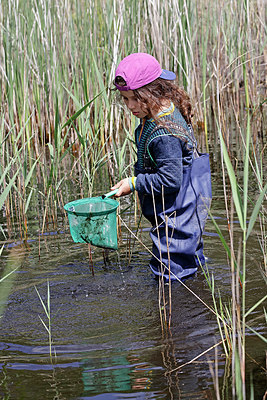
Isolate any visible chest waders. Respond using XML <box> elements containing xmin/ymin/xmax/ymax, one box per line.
<box><xmin>135</xmin><ymin>116</ymin><xmax>212</xmax><ymax>281</ymax></box>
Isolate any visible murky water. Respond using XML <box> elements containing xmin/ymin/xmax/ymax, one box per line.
<box><xmin>0</xmin><ymin>171</ymin><xmax>266</xmax><ymax>399</ymax></box>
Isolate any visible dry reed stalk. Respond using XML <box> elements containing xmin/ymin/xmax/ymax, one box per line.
<box><xmin>151</xmin><ymin>184</ymin><xmax>168</xmax><ymax>330</ymax></box>
<box><xmin>1</xmin><ymin>0</ymin><xmax>265</xmax><ymax>174</ymax></box>
<box><xmin>118</xmin><ymin>214</ymin><xmax>232</xmax><ymax>329</ymax></box>
<box><xmin>166</xmin><ymin>339</ymin><xmax>225</xmax><ymax>375</ymax></box>
<box><xmin>165</xmin><ymin>215</ymin><xmax>172</xmax><ymax>329</ymax></box>
<box><xmin>208</xmin><ymin>344</ymin><xmax>221</xmax><ymax>400</ymax></box>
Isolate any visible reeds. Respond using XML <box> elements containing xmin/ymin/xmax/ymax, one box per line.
<box><xmin>0</xmin><ymin>0</ymin><xmax>266</xmax><ymax>396</ymax></box>
<box><xmin>35</xmin><ymin>280</ymin><xmax>55</xmax><ymax>364</ymax></box>
<box><xmin>203</xmin><ymin>57</ymin><xmax>266</xmax><ymax>398</ymax></box>
<box><xmin>1</xmin><ymin>0</ymin><xmax>265</xmax><ymax>231</ymax></box>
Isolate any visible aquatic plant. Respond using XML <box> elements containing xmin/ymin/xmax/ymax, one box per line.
<box><xmin>0</xmin><ymin>0</ymin><xmax>266</xmax><ymax>397</ymax></box>
<box><xmin>1</xmin><ymin>0</ymin><xmax>265</xmax><ymax>228</ymax></box>
<box><xmin>203</xmin><ymin>59</ymin><xmax>267</xmax><ymax>398</ymax></box>
<box><xmin>35</xmin><ymin>280</ymin><xmax>55</xmax><ymax>364</ymax></box>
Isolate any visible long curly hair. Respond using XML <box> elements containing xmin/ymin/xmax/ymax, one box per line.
<box><xmin>114</xmin><ymin>76</ymin><xmax>193</xmax><ymax>125</ymax></box>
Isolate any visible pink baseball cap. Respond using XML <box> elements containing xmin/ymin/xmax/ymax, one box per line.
<box><xmin>114</xmin><ymin>53</ymin><xmax>176</xmax><ymax>91</ymax></box>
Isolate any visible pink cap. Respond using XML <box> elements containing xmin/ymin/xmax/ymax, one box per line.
<box><xmin>114</xmin><ymin>53</ymin><xmax>176</xmax><ymax>91</ymax></box>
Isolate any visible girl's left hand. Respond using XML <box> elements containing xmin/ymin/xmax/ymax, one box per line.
<box><xmin>111</xmin><ymin>178</ymin><xmax>131</xmax><ymax>197</ymax></box>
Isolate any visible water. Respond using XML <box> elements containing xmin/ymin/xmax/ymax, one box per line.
<box><xmin>0</xmin><ymin>173</ymin><xmax>266</xmax><ymax>399</ymax></box>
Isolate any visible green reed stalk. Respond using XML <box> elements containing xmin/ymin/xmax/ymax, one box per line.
<box><xmin>1</xmin><ymin>0</ymin><xmax>265</xmax><ymax>214</ymax></box>
<box><xmin>35</xmin><ymin>281</ymin><xmax>54</xmax><ymax>364</ymax></box>
<box><xmin>201</xmin><ymin>19</ymin><xmax>209</xmax><ymax>152</ymax></box>
<box><xmin>218</xmin><ymin>117</ymin><xmax>266</xmax><ymax>399</ymax></box>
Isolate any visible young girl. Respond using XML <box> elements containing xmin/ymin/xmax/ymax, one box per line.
<box><xmin>111</xmin><ymin>53</ymin><xmax>212</xmax><ymax>281</ymax></box>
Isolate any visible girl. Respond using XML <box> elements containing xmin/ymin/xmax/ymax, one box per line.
<box><xmin>111</xmin><ymin>53</ymin><xmax>212</xmax><ymax>281</ymax></box>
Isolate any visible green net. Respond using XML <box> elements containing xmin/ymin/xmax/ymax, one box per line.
<box><xmin>64</xmin><ymin>197</ymin><xmax>119</xmax><ymax>249</ymax></box>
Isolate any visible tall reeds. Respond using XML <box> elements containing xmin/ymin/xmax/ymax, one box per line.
<box><xmin>203</xmin><ymin>51</ymin><xmax>266</xmax><ymax>397</ymax></box>
<box><xmin>0</xmin><ymin>1</ymin><xmax>266</xmax><ymax>395</ymax></box>
<box><xmin>1</xmin><ymin>1</ymin><xmax>265</xmax><ymax>226</ymax></box>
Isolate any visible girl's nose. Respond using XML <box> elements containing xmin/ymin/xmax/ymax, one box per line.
<box><xmin>128</xmin><ymin>98</ymin><xmax>136</xmax><ymax>108</ymax></box>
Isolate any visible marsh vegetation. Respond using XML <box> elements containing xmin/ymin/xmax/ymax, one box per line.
<box><xmin>0</xmin><ymin>0</ymin><xmax>266</xmax><ymax>398</ymax></box>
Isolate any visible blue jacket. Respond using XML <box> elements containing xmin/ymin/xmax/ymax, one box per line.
<box><xmin>134</xmin><ymin>107</ymin><xmax>195</xmax><ymax>223</ymax></box>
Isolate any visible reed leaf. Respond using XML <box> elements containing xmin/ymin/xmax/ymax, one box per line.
<box><xmin>0</xmin><ymin>170</ymin><xmax>20</xmax><ymax>210</ymax></box>
<box><xmin>246</xmin><ymin>181</ymin><xmax>267</xmax><ymax>239</ymax></box>
<box><xmin>218</xmin><ymin>128</ymin><xmax>245</xmax><ymax>230</ymax></box>
<box><xmin>62</xmin><ymin>89</ymin><xmax>104</xmax><ymax>129</ymax></box>
<box><xmin>91</xmin><ymin>52</ymin><xmax>109</xmax><ymax>108</ymax></box>
<box><xmin>245</xmin><ymin>324</ymin><xmax>267</xmax><ymax>345</ymax></box>
<box><xmin>0</xmin><ymin>266</ymin><xmax>19</xmax><ymax>283</ymax></box>
<box><xmin>24</xmin><ymin>188</ymin><xmax>34</xmax><ymax>214</ymax></box>
<box><xmin>234</xmin><ymin>350</ymin><xmax>243</xmax><ymax>398</ymax></box>
<box><xmin>244</xmin><ymin>294</ymin><xmax>267</xmax><ymax>318</ymax></box>
<box><xmin>38</xmin><ymin>315</ymin><xmax>50</xmax><ymax>334</ymax></box>
<box><xmin>0</xmin><ymin>245</ymin><xmax>26</xmax><ymax>320</ymax></box>
<box><xmin>24</xmin><ymin>157</ymin><xmax>40</xmax><ymax>187</ymax></box>
<box><xmin>35</xmin><ymin>286</ymin><xmax>49</xmax><ymax>320</ymax></box>
<box><xmin>208</xmin><ymin>211</ymin><xmax>238</xmax><ymax>270</ymax></box>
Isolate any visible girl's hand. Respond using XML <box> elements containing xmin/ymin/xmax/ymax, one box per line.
<box><xmin>111</xmin><ymin>178</ymin><xmax>132</xmax><ymax>197</ymax></box>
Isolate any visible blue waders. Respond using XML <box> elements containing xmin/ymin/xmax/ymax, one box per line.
<box><xmin>134</xmin><ymin>108</ymin><xmax>212</xmax><ymax>281</ymax></box>
<box><xmin>149</xmin><ymin>151</ymin><xmax>212</xmax><ymax>281</ymax></box>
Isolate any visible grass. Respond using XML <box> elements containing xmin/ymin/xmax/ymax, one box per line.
<box><xmin>0</xmin><ymin>0</ymin><xmax>266</xmax><ymax>397</ymax></box>
<box><xmin>35</xmin><ymin>281</ymin><xmax>55</xmax><ymax>364</ymax></box>
<box><xmin>1</xmin><ymin>0</ymin><xmax>265</xmax><ymax>211</ymax></box>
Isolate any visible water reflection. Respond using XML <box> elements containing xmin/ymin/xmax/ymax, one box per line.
<box><xmin>81</xmin><ymin>354</ymin><xmax>154</xmax><ymax>394</ymax></box>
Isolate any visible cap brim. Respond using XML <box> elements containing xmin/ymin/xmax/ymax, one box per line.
<box><xmin>160</xmin><ymin>69</ymin><xmax>176</xmax><ymax>80</ymax></box>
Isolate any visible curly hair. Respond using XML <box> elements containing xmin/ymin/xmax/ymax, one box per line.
<box><xmin>134</xmin><ymin>78</ymin><xmax>192</xmax><ymax>125</ymax></box>
<box><xmin>114</xmin><ymin>76</ymin><xmax>193</xmax><ymax>125</ymax></box>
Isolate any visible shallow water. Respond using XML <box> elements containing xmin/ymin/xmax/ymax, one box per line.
<box><xmin>0</xmin><ymin>172</ymin><xmax>266</xmax><ymax>399</ymax></box>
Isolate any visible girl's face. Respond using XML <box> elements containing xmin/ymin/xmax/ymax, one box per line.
<box><xmin>120</xmin><ymin>90</ymin><xmax>149</xmax><ymax>119</ymax></box>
